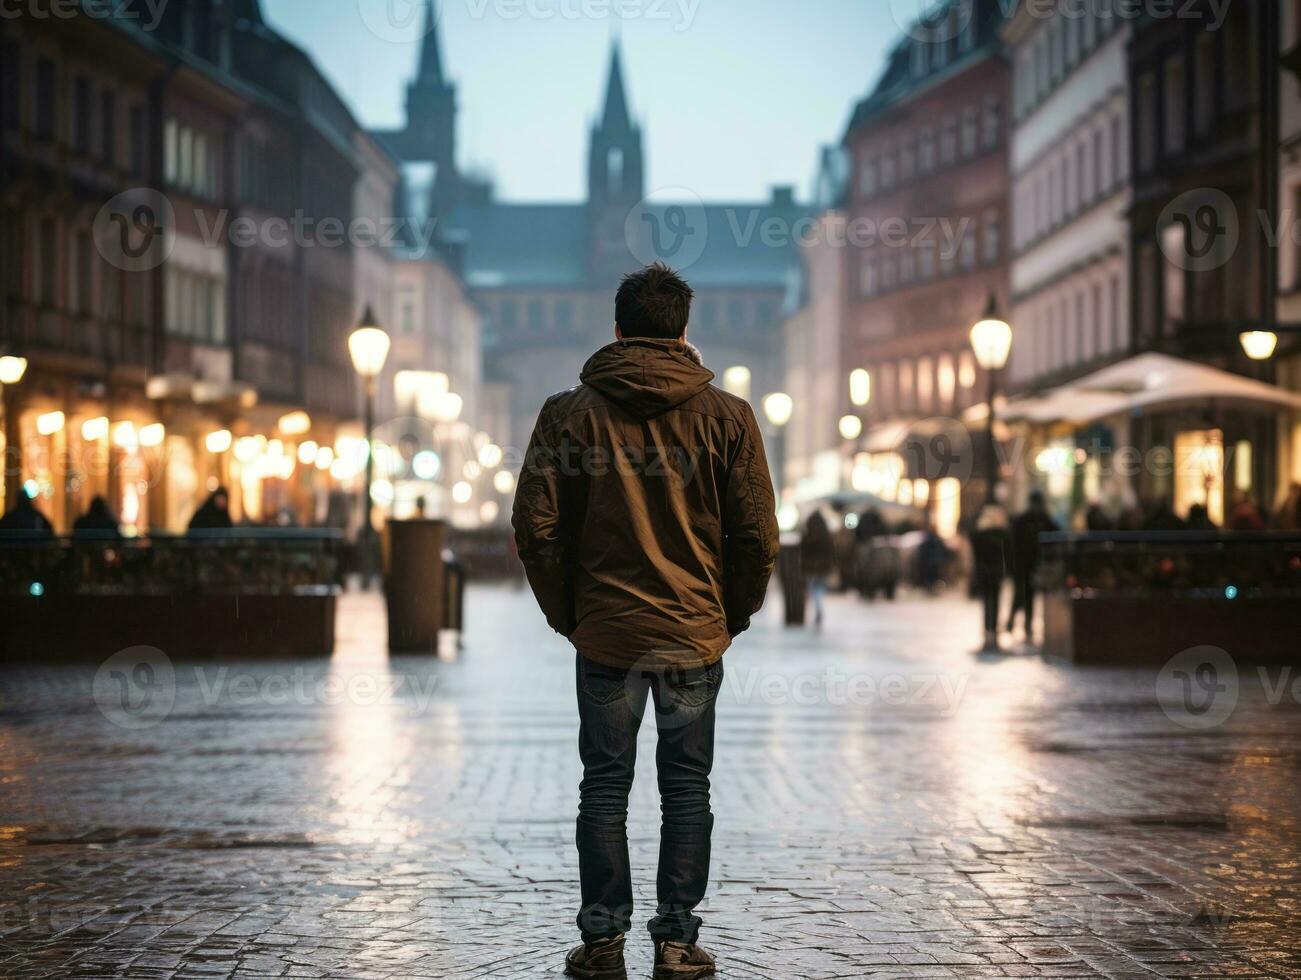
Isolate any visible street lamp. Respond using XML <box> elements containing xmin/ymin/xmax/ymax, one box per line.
<box><xmin>349</xmin><ymin>306</ymin><xmax>391</xmax><ymax>590</ymax></box>
<box><xmin>762</xmin><ymin>392</ymin><xmax>793</xmax><ymax>501</ymax></box>
<box><xmin>849</xmin><ymin>368</ymin><xmax>872</xmax><ymax>408</ymax></box>
<box><xmin>1240</xmin><ymin>330</ymin><xmax>1280</xmax><ymax>361</ymax></box>
<box><xmin>970</xmin><ymin>294</ymin><xmax>1012</xmax><ymax>503</ymax></box>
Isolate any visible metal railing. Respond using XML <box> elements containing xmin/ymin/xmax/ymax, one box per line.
<box><xmin>1038</xmin><ymin>531</ymin><xmax>1301</xmax><ymax>598</ymax></box>
<box><xmin>0</xmin><ymin>529</ymin><xmax>343</xmax><ymax>598</ymax></box>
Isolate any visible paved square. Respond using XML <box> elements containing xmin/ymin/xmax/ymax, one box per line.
<box><xmin>1</xmin><ymin>586</ymin><xmax>1299</xmax><ymax>978</ymax></box>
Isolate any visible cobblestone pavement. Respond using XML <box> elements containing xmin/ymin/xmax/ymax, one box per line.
<box><xmin>1</xmin><ymin>585</ymin><xmax>1300</xmax><ymax>979</ymax></box>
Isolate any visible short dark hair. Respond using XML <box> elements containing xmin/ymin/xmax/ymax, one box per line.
<box><xmin>615</xmin><ymin>263</ymin><xmax>694</xmax><ymax>339</ymax></box>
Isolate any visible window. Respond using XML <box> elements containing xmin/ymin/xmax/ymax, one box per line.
<box><xmin>917</xmin><ymin>356</ymin><xmax>933</xmax><ymax>412</ymax></box>
<box><xmin>941</xmin><ymin>115</ymin><xmax>957</xmax><ymax>166</ymax></box>
<box><xmin>727</xmin><ymin>299</ymin><xmax>745</xmax><ymax>327</ymax></box>
<box><xmin>881</xmin><ymin>256</ymin><xmax>897</xmax><ymax>290</ymax></box>
<box><xmin>164</xmin><ymin>118</ymin><xmax>178</xmax><ymax>183</ymax></box>
<box><xmin>960</xmin><ymin>227</ymin><xmax>977</xmax><ymax>270</ymax></box>
<box><xmin>1091</xmin><ymin>282</ymin><xmax>1104</xmax><ymax>357</ymax></box>
<box><xmin>982</xmin><ymin>97</ymin><xmax>1000</xmax><ymax>150</ymax></box>
<box><xmin>911</xmin><ymin>35</ymin><xmax>929</xmax><ymax>78</ymax></box>
<box><xmin>556</xmin><ymin>298</ymin><xmax>574</xmax><ymax>330</ymax></box>
<box><xmin>1194</xmin><ymin>33</ymin><xmax>1215</xmax><ymax>138</ymax></box>
<box><xmin>36</xmin><ymin>218</ymin><xmax>57</xmax><ymax>306</ymax></box>
<box><xmin>35</xmin><ymin>58</ymin><xmax>55</xmax><ymax>141</ymax></box>
<box><xmin>880</xmin><ymin>143</ymin><xmax>896</xmax><ymax>188</ymax></box>
<box><xmin>1084</xmin><ymin>6</ymin><xmax>1098</xmax><ymax>49</ymax></box>
<box><xmin>73</xmin><ymin>76</ymin><xmax>91</xmax><ymax>154</ymax></box>
<box><xmin>1092</xmin><ymin>126</ymin><xmax>1105</xmax><ymax>195</ymax></box>
<box><xmin>919</xmin><ymin>128</ymin><xmax>936</xmax><ymax>173</ymax></box>
<box><xmin>1164</xmin><ymin>56</ymin><xmax>1186</xmax><ymax>155</ymax></box>
<box><xmin>918</xmin><ymin>243</ymin><xmax>936</xmax><ymax>280</ymax></box>
<box><xmin>527</xmin><ymin>299</ymin><xmax>545</xmax><ymax>330</ymax></box>
<box><xmin>194</xmin><ymin>132</ymin><xmax>208</xmax><ymax>197</ymax></box>
<box><xmin>102</xmin><ymin>254</ymin><xmax>120</xmax><ymax>323</ymax></box>
<box><xmin>1063</xmin><ymin>152</ymin><xmax>1075</xmax><ymax>216</ymax></box>
<box><xmin>1051</xmin><ymin>17</ymin><xmax>1065</xmax><ymax>81</ymax></box>
<box><xmin>1035</xmin><ymin>36</ymin><xmax>1049</xmax><ymax>97</ymax></box>
<box><xmin>900</xmin><ymin>248</ymin><xmax>916</xmax><ymax>285</ymax></box>
<box><xmin>129</xmin><ymin>104</ymin><xmax>145</xmax><ymax>176</ymax></box>
<box><xmin>2</xmin><ymin>41</ymin><xmax>20</xmax><ymax>128</ymax></box>
<box><xmin>100</xmin><ymin>91</ymin><xmax>116</xmax><ymax>167</ymax></box>
<box><xmin>860</xmin><ymin>155</ymin><xmax>877</xmax><ymax>198</ymax></box>
<box><xmin>1137</xmin><ymin>74</ymin><xmax>1157</xmax><ymax>173</ymax></box>
<box><xmin>982</xmin><ymin>212</ymin><xmax>1000</xmax><ymax>265</ymax></box>
<box><xmin>860</xmin><ymin>254</ymin><xmax>876</xmax><ymax>296</ymax></box>
<box><xmin>1110</xmin><ymin>273</ymin><xmax>1123</xmax><ymax>350</ymax></box>
<box><xmin>1077</xmin><ymin>141</ymin><xmax>1088</xmax><ymax>206</ymax></box>
<box><xmin>1162</xmin><ymin>223</ymin><xmax>1186</xmax><ymax>329</ymax></box>
<box><xmin>499</xmin><ymin>299</ymin><xmax>517</xmax><ymax>330</ymax></box>
<box><xmin>74</xmin><ymin>232</ymin><xmax>93</xmax><ymax>315</ymax></box>
<box><xmin>961</xmin><ymin>107</ymin><xmax>978</xmax><ymax>158</ymax></box>
<box><xmin>899</xmin><ymin>134</ymin><xmax>916</xmax><ymax>181</ymax></box>
<box><xmin>1066</xmin><ymin>8</ymin><xmax>1082</xmax><ymax>66</ymax></box>
<box><xmin>1112</xmin><ymin>113</ymin><xmax>1125</xmax><ymax>183</ymax></box>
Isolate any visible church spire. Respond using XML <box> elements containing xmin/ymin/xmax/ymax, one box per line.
<box><xmin>416</xmin><ymin>0</ymin><xmax>446</xmax><ymax>87</ymax></box>
<box><xmin>599</xmin><ymin>42</ymin><xmax>633</xmax><ymax>133</ymax></box>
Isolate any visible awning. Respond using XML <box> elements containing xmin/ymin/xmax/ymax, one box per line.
<box><xmin>992</xmin><ymin>353</ymin><xmax>1301</xmax><ymax>426</ymax></box>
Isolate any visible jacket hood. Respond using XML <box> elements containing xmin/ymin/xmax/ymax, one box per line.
<box><xmin>580</xmin><ymin>338</ymin><xmax>715</xmax><ymax>420</ymax></box>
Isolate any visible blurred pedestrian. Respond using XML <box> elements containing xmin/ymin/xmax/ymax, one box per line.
<box><xmin>917</xmin><ymin>522</ymin><xmax>952</xmax><ymax>593</ymax></box>
<box><xmin>1185</xmin><ymin>503</ymin><xmax>1217</xmax><ymax>531</ymax></box>
<box><xmin>800</xmin><ymin>509</ymin><xmax>834</xmax><ymax>626</ymax></box>
<box><xmin>512</xmin><ymin>263</ymin><xmax>776</xmax><ymax>978</ymax></box>
<box><xmin>1085</xmin><ymin>503</ymin><xmax>1113</xmax><ymax>532</ymax></box>
<box><xmin>1144</xmin><ymin>500</ymin><xmax>1185</xmax><ymax>531</ymax></box>
<box><xmin>188</xmin><ymin>486</ymin><xmax>233</xmax><ymax>532</ymax></box>
<box><xmin>970</xmin><ymin>503</ymin><xmax>1012</xmax><ymax>652</ymax></box>
<box><xmin>1007</xmin><ymin>490</ymin><xmax>1058</xmax><ymax>643</ymax></box>
<box><xmin>0</xmin><ymin>488</ymin><xmax>54</xmax><ymax>537</ymax></box>
<box><xmin>72</xmin><ymin>496</ymin><xmax>121</xmax><ymax>539</ymax></box>
<box><xmin>1228</xmin><ymin>493</ymin><xmax>1266</xmax><ymax>532</ymax></box>
<box><xmin>1274</xmin><ymin>482</ymin><xmax>1301</xmax><ymax>530</ymax></box>
<box><xmin>855</xmin><ymin>506</ymin><xmax>886</xmax><ymax>542</ymax></box>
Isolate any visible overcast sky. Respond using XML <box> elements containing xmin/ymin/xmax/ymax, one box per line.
<box><xmin>261</xmin><ymin>0</ymin><xmax>906</xmax><ymax>202</ymax></box>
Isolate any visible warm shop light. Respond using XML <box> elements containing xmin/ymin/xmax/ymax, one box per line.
<box><xmin>234</xmin><ymin>436</ymin><xmax>262</xmax><ymax>463</ymax></box>
<box><xmin>0</xmin><ymin>355</ymin><xmax>28</xmax><ymax>385</ymax></box>
<box><xmin>762</xmin><ymin>392</ymin><xmax>793</xmax><ymax>428</ymax></box>
<box><xmin>82</xmin><ymin>416</ymin><xmax>110</xmax><ymax>441</ymax></box>
<box><xmin>451</xmin><ymin>481</ymin><xmax>473</xmax><ymax>504</ymax></box>
<box><xmin>314</xmin><ymin>445</ymin><xmax>334</xmax><ymax>470</ymax></box>
<box><xmin>478</xmin><ymin>443</ymin><xmax>503</xmax><ymax>468</ymax></box>
<box><xmin>839</xmin><ymin>414</ymin><xmax>863</xmax><ymax>440</ymax></box>
<box><xmin>413</xmin><ymin>450</ymin><xmax>441</xmax><ymax>480</ymax></box>
<box><xmin>849</xmin><ymin>369</ymin><xmax>872</xmax><ymax>407</ymax></box>
<box><xmin>463</xmin><ymin>460</ymin><xmax>482</xmax><ymax>480</ymax></box>
<box><xmin>722</xmin><ymin>366</ymin><xmax>752</xmax><ymax>399</ymax></box>
<box><xmin>36</xmin><ymin>411</ymin><xmax>65</xmax><ymax>436</ymax></box>
<box><xmin>494</xmin><ymin>470</ymin><xmax>515</xmax><ymax>494</ymax></box>
<box><xmin>1239</xmin><ymin>330</ymin><xmax>1279</xmax><ymax>361</ymax></box>
<box><xmin>297</xmin><ymin>440</ymin><xmax>319</xmax><ymax>465</ymax></box>
<box><xmin>113</xmin><ymin>421</ymin><xmax>138</xmax><ymax>449</ymax></box>
<box><xmin>479</xmin><ymin>500</ymin><xmax>500</xmax><ymax>524</ymax></box>
<box><xmin>278</xmin><ymin>411</ymin><xmax>311</xmax><ymax>436</ymax></box>
<box><xmin>139</xmin><ymin>423</ymin><xmax>166</xmax><ymax>447</ymax></box>
<box><xmin>205</xmin><ymin>429</ymin><xmax>233</xmax><ymax>454</ymax></box>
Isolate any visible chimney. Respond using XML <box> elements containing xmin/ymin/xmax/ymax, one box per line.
<box><xmin>771</xmin><ymin>185</ymin><xmax>795</xmax><ymax>209</ymax></box>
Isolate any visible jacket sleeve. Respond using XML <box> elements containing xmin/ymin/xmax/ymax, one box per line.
<box><xmin>722</xmin><ymin>403</ymin><xmax>780</xmax><ymax>636</ymax></box>
<box><xmin>512</xmin><ymin>403</ymin><xmax>575</xmax><ymax>637</ymax></box>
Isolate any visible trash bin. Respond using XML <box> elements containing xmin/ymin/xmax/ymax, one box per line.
<box><xmin>384</xmin><ymin>519</ymin><xmax>446</xmax><ymax>653</ymax></box>
<box><xmin>442</xmin><ymin>548</ymin><xmax>465</xmax><ymax>634</ymax></box>
<box><xmin>777</xmin><ymin>540</ymin><xmax>806</xmax><ymax>626</ymax></box>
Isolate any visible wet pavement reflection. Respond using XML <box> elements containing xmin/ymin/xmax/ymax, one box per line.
<box><xmin>0</xmin><ymin>585</ymin><xmax>1299</xmax><ymax>977</ymax></box>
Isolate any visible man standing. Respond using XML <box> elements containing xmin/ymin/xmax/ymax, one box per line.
<box><xmin>513</xmin><ymin>263</ymin><xmax>778</xmax><ymax>980</ymax></box>
<box><xmin>1007</xmin><ymin>489</ymin><xmax>1059</xmax><ymax>644</ymax></box>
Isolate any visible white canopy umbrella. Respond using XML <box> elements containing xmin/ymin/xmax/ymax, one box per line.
<box><xmin>988</xmin><ymin>353</ymin><xmax>1301</xmax><ymax>426</ymax></box>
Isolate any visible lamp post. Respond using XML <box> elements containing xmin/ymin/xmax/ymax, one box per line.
<box><xmin>0</xmin><ymin>355</ymin><xmax>29</xmax><ymax>509</ymax></box>
<box><xmin>762</xmin><ymin>392</ymin><xmax>793</xmax><ymax>501</ymax></box>
<box><xmin>348</xmin><ymin>307</ymin><xmax>391</xmax><ymax>590</ymax></box>
<box><xmin>970</xmin><ymin>294</ymin><xmax>1013</xmax><ymax>504</ymax></box>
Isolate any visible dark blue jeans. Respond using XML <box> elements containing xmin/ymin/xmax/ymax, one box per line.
<box><xmin>574</xmin><ymin>652</ymin><xmax>723</xmax><ymax>944</ymax></box>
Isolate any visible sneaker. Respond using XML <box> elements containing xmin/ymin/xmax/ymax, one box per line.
<box><xmin>565</xmin><ymin>934</ymin><xmax>627</xmax><ymax>980</ymax></box>
<box><xmin>653</xmin><ymin>940</ymin><xmax>717</xmax><ymax>979</ymax></box>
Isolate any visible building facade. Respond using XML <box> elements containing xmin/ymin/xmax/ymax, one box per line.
<box><xmin>840</xmin><ymin>0</ymin><xmax>1011</xmax><ymax>525</ymax></box>
<box><xmin>1003</xmin><ymin>0</ymin><xmax>1133</xmax><ymax>516</ymax></box>
<box><xmin>1</xmin><ymin>0</ymin><xmax>379</xmax><ymax>532</ymax></box>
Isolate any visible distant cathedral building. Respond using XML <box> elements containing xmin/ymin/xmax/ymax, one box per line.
<box><xmin>374</xmin><ymin>1</ymin><xmax>806</xmax><ymax>451</ymax></box>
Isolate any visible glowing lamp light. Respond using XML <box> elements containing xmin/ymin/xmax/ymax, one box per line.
<box><xmin>1225</xmin><ymin>585</ymin><xmax>1239</xmax><ymax>600</ymax></box>
<box><xmin>494</xmin><ymin>470</ymin><xmax>515</xmax><ymax>494</ymax></box>
<box><xmin>112</xmin><ymin>421</ymin><xmax>138</xmax><ymax>450</ymax></box>
<box><xmin>451</xmin><ymin>481</ymin><xmax>473</xmax><ymax>504</ymax></box>
<box><xmin>278</xmin><ymin>411</ymin><xmax>311</xmax><ymax>436</ymax></box>
<box><xmin>29</xmin><ymin>582</ymin><xmax>45</xmax><ymax>598</ymax></box>
<box><xmin>234</xmin><ymin>436</ymin><xmax>261</xmax><ymax>463</ymax></box>
<box><xmin>762</xmin><ymin>392</ymin><xmax>793</xmax><ymax>428</ymax></box>
<box><xmin>463</xmin><ymin>460</ymin><xmax>482</xmax><ymax>480</ymax></box>
<box><xmin>479</xmin><ymin>500</ymin><xmax>500</xmax><ymax>524</ymax></box>
<box><xmin>432</xmin><ymin>391</ymin><xmax>463</xmax><ymax>423</ymax></box>
<box><xmin>348</xmin><ymin>315</ymin><xmax>391</xmax><ymax>380</ymax></box>
<box><xmin>777</xmin><ymin>503</ymin><xmax>800</xmax><ymax>532</ymax></box>
<box><xmin>314</xmin><ymin>445</ymin><xmax>334</xmax><ymax>470</ymax></box>
<box><xmin>0</xmin><ymin>355</ymin><xmax>28</xmax><ymax>385</ymax></box>
<box><xmin>205</xmin><ymin>429</ymin><xmax>233</xmax><ymax>454</ymax></box>
<box><xmin>722</xmin><ymin>366</ymin><xmax>752</xmax><ymax>400</ymax></box>
<box><xmin>36</xmin><ymin>411</ymin><xmax>65</xmax><ymax>436</ymax></box>
<box><xmin>138</xmin><ymin>423</ymin><xmax>166</xmax><ymax>447</ymax></box>
<box><xmin>838</xmin><ymin>414</ymin><xmax>863</xmax><ymax>440</ymax></box>
<box><xmin>412</xmin><ymin>450</ymin><xmax>441</xmax><ymax>480</ymax></box>
<box><xmin>297</xmin><ymin>440</ymin><xmax>319</xmax><ymax>465</ymax></box>
<box><xmin>369</xmin><ymin>479</ymin><xmax>395</xmax><ymax>505</ymax></box>
<box><xmin>849</xmin><ymin>369</ymin><xmax>872</xmax><ymax>407</ymax></box>
<box><xmin>478</xmin><ymin>443</ymin><xmax>504</xmax><ymax>468</ymax></box>
<box><xmin>82</xmin><ymin>416</ymin><xmax>110</xmax><ymax>441</ymax></box>
<box><xmin>1239</xmin><ymin>330</ymin><xmax>1279</xmax><ymax>361</ymax></box>
<box><xmin>970</xmin><ymin>296</ymin><xmax>1013</xmax><ymax>371</ymax></box>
